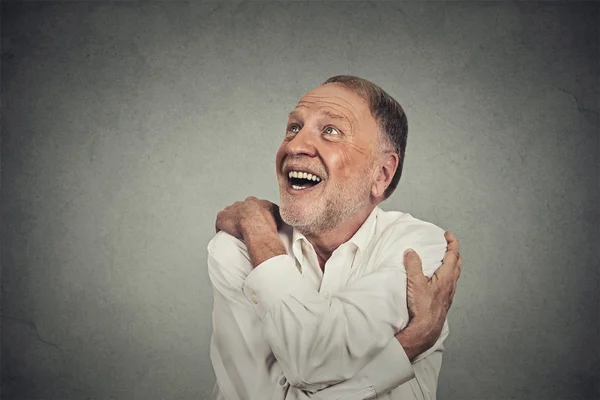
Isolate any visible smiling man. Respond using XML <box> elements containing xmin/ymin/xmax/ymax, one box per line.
<box><xmin>209</xmin><ymin>76</ymin><xmax>462</xmax><ymax>399</ymax></box>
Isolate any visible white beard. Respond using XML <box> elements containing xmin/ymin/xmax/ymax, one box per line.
<box><xmin>279</xmin><ymin>175</ymin><xmax>372</xmax><ymax>235</ymax></box>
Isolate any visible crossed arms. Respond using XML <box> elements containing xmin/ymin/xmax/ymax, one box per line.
<box><xmin>210</xmin><ymin>197</ymin><xmax>462</xmax><ymax>398</ymax></box>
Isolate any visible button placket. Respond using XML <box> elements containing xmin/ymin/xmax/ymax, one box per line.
<box><xmin>320</xmin><ymin>253</ymin><xmax>342</xmax><ymax>296</ymax></box>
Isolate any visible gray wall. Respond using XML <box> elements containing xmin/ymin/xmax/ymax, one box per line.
<box><xmin>2</xmin><ymin>2</ymin><xmax>598</xmax><ymax>399</ymax></box>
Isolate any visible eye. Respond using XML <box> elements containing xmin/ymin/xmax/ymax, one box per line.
<box><xmin>324</xmin><ymin>126</ymin><xmax>340</xmax><ymax>135</ymax></box>
<box><xmin>287</xmin><ymin>124</ymin><xmax>301</xmax><ymax>134</ymax></box>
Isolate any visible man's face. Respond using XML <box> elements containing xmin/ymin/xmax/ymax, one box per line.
<box><xmin>276</xmin><ymin>83</ymin><xmax>380</xmax><ymax>234</ymax></box>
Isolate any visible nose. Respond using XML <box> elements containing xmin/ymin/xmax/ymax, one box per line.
<box><xmin>285</xmin><ymin>127</ymin><xmax>317</xmax><ymax>158</ymax></box>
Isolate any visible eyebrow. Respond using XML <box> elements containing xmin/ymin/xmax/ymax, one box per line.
<box><xmin>288</xmin><ymin>109</ymin><xmax>350</xmax><ymax>123</ymax></box>
<box><xmin>321</xmin><ymin>110</ymin><xmax>349</xmax><ymax>122</ymax></box>
<box><xmin>288</xmin><ymin>110</ymin><xmax>301</xmax><ymax>120</ymax></box>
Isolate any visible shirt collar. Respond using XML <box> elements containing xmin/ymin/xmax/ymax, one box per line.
<box><xmin>347</xmin><ymin>206</ymin><xmax>379</xmax><ymax>255</ymax></box>
<box><xmin>290</xmin><ymin>206</ymin><xmax>380</xmax><ymax>261</ymax></box>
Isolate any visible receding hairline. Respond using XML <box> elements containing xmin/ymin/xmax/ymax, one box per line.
<box><xmin>318</xmin><ymin>80</ymin><xmax>383</xmax><ymax>117</ymax></box>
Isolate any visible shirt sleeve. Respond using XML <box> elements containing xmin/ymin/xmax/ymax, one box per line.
<box><xmin>208</xmin><ymin>232</ymin><xmax>273</xmax><ymax>400</ymax></box>
<box><xmin>308</xmin><ymin>319</ymin><xmax>449</xmax><ymax>400</ymax></box>
<box><xmin>305</xmin><ymin>337</ymin><xmax>414</xmax><ymax>400</ymax></box>
<box><xmin>208</xmin><ymin>231</ymin><xmax>415</xmax><ymax>400</ymax></box>
<box><xmin>241</xmin><ymin>221</ymin><xmax>447</xmax><ymax>393</ymax></box>
<box><xmin>242</xmin><ymin>255</ymin><xmax>405</xmax><ymax>392</ymax></box>
<box><xmin>407</xmin><ymin>322</ymin><xmax>448</xmax><ymax>400</ymax></box>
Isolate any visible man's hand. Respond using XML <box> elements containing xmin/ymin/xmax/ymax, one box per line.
<box><xmin>396</xmin><ymin>231</ymin><xmax>462</xmax><ymax>361</ymax></box>
<box><xmin>215</xmin><ymin>197</ymin><xmax>282</xmax><ymax>240</ymax></box>
<box><xmin>215</xmin><ymin>197</ymin><xmax>287</xmax><ymax>267</ymax></box>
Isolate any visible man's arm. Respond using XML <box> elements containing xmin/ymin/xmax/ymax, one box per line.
<box><xmin>210</xmin><ymin>232</ymin><xmax>403</xmax><ymax>399</ymax></box>
<box><xmin>215</xmin><ymin>198</ymin><xmax>448</xmax><ymax>392</ymax></box>
<box><xmin>310</xmin><ymin>237</ymin><xmax>461</xmax><ymax>399</ymax></box>
<box><xmin>243</xmin><ymin>255</ymin><xmax>410</xmax><ymax>391</ymax></box>
<box><xmin>398</xmin><ymin>234</ymin><xmax>462</xmax><ymax>362</ymax></box>
<box><xmin>209</xmin><ymin>229</ymin><xmax>462</xmax><ymax>399</ymax></box>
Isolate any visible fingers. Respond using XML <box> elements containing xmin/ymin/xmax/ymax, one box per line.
<box><xmin>272</xmin><ymin>205</ymin><xmax>283</xmax><ymax>228</ymax></box>
<box><xmin>429</xmin><ymin>232</ymin><xmax>462</xmax><ymax>312</ymax></box>
<box><xmin>259</xmin><ymin>199</ymin><xmax>278</xmax><ymax>213</ymax></box>
<box><xmin>215</xmin><ymin>210</ymin><xmax>224</xmax><ymax>233</ymax></box>
<box><xmin>455</xmin><ymin>252</ymin><xmax>463</xmax><ymax>282</ymax></box>
<box><xmin>447</xmin><ymin>231</ymin><xmax>462</xmax><ymax>282</ymax></box>
<box><xmin>257</xmin><ymin>199</ymin><xmax>283</xmax><ymax>227</ymax></box>
<box><xmin>445</xmin><ymin>231</ymin><xmax>459</xmax><ymax>254</ymax></box>
<box><xmin>404</xmin><ymin>249</ymin><xmax>428</xmax><ymax>285</ymax></box>
<box><xmin>436</xmin><ymin>231</ymin><xmax>460</xmax><ymax>280</ymax></box>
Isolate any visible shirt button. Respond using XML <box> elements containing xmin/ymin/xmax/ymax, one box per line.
<box><xmin>279</xmin><ymin>376</ymin><xmax>287</xmax><ymax>386</ymax></box>
<box><xmin>251</xmin><ymin>296</ymin><xmax>259</xmax><ymax>304</ymax></box>
<box><xmin>324</xmin><ymin>292</ymin><xmax>330</xmax><ymax>299</ymax></box>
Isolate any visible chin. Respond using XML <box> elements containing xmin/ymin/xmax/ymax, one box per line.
<box><xmin>279</xmin><ymin>206</ymin><xmax>303</xmax><ymax>226</ymax></box>
<box><xmin>280</xmin><ymin>206</ymin><xmax>314</xmax><ymax>230</ymax></box>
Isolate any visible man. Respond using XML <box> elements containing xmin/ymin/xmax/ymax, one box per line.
<box><xmin>209</xmin><ymin>76</ymin><xmax>462</xmax><ymax>399</ymax></box>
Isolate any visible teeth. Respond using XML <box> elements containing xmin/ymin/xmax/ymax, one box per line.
<box><xmin>287</xmin><ymin>170</ymin><xmax>322</xmax><ymax>182</ymax></box>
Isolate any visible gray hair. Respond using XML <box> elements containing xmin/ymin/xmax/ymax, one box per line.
<box><xmin>322</xmin><ymin>75</ymin><xmax>408</xmax><ymax>199</ymax></box>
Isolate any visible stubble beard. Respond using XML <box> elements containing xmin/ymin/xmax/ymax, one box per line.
<box><xmin>279</xmin><ymin>177</ymin><xmax>372</xmax><ymax>236</ymax></box>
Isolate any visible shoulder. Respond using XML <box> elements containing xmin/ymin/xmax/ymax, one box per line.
<box><xmin>376</xmin><ymin>209</ymin><xmax>446</xmax><ymax>245</ymax></box>
<box><xmin>207</xmin><ymin>231</ymin><xmax>250</xmax><ymax>262</ymax></box>
<box><xmin>371</xmin><ymin>209</ymin><xmax>447</xmax><ymax>277</ymax></box>
<box><xmin>207</xmin><ymin>232</ymin><xmax>252</xmax><ymax>291</ymax></box>
<box><xmin>207</xmin><ymin>227</ymin><xmax>294</xmax><ymax>288</ymax></box>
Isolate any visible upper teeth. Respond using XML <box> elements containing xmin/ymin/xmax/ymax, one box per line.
<box><xmin>288</xmin><ymin>170</ymin><xmax>321</xmax><ymax>182</ymax></box>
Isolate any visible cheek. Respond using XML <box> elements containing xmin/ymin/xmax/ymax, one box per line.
<box><xmin>275</xmin><ymin>143</ymin><xmax>287</xmax><ymax>171</ymax></box>
<box><xmin>329</xmin><ymin>142</ymin><xmax>368</xmax><ymax>175</ymax></box>
<box><xmin>321</xmin><ymin>147</ymin><xmax>355</xmax><ymax>181</ymax></box>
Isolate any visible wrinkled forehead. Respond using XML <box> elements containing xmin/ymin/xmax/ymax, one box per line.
<box><xmin>293</xmin><ymin>84</ymin><xmax>370</xmax><ymax>122</ymax></box>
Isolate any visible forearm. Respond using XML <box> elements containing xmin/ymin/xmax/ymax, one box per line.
<box><xmin>209</xmin><ymin>230</ymin><xmax>446</xmax><ymax>398</ymax></box>
<box><xmin>243</xmin><ymin>259</ymin><xmax>405</xmax><ymax>391</ymax></box>
<box><xmin>396</xmin><ymin>319</ymin><xmax>438</xmax><ymax>362</ymax></box>
<box><xmin>307</xmin><ymin>320</ymin><xmax>450</xmax><ymax>399</ymax></box>
<box><xmin>207</xmin><ymin>232</ymin><xmax>279</xmax><ymax>400</ymax></box>
<box><xmin>306</xmin><ymin>336</ymin><xmax>415</xmax><ymax>399</ymax></box>
<box><xmin>239</xmin><ymin>221</ymin><xmax>446</xmax><ymax>392</ymax></box>
<box><xmin>209</xmin><ymin>233</ymin><xmax>399</xmax><ymax>398</ymax></box>
<box><xmin>241</xmin><ymin>225</ymin><xmax>402</xmax><ymax>389</ymax></box>
<box><xmin>241</xmin><ymin>224</ymin><xmax>286</xmax><ymax>267</ymax></box>
<box><xmin>398</xmin><ymin>326</ymin><xmax>448</xmax><ymax>400</ymax></box>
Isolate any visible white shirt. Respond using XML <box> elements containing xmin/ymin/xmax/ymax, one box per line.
<box><xmin>208</xmin><ymin>206</ymin><xmax>449</xmax><ymax>400</ymax></box>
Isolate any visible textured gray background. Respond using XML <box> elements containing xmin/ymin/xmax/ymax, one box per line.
<box><xmin>1</xmin><ymin>1</ymin><xmax>598</xmax><ymax>400</ymax></box>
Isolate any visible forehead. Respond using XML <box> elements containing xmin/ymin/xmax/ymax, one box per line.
<box><xmin>292</xmin><ymin>84</ymin><xmax>372</xmax><ymax>123</ymax></box>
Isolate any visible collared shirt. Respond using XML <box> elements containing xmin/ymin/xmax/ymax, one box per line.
<box><xmin>208</xmin><ymin>206</ymin><xmax>449</xmax><ymax>400</ymax></box>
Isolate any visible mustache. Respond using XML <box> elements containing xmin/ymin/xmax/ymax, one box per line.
<box><xmin>281</xmin><ymin>157</ymin><xmax>327</xmax><ymax>177</ymax></box>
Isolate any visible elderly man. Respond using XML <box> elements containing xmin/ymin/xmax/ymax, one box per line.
<box><xmin>209</xmin><ymin>76</ymin><xmax>462</xmax><ymax>399</ymax></box>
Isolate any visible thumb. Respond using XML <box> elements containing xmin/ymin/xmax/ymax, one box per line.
<box><xmin>268</xmin><ymin>202</ymin><xmax>283</xmax><ymax>228</ymax></box>
<box><xmin>404</xmin><ymin>248</ymin><xmax>426</xmax><ymax>283</ymax></box>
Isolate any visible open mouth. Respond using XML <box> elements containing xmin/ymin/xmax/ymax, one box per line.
<box><xmin>287</xmin><ymin>170</ymin><xmax>322</xmax><ymax>191</ymax></box>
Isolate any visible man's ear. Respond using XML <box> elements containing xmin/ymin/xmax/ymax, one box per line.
<box><xmin>371</xmin><ymin>152</ymin><xmax>399</xmax><ymax>199</ymax></box>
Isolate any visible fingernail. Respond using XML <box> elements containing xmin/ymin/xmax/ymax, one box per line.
<box><xmin>404</xmin><ymin>249</ymin><xmax>415</xmax><ymax>256</ymax></box>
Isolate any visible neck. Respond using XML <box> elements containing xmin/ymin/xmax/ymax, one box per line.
<box><xmin>305</xmin><ymin>204</ymin><xmax>376</xmax><ymax>270</ymax></box>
